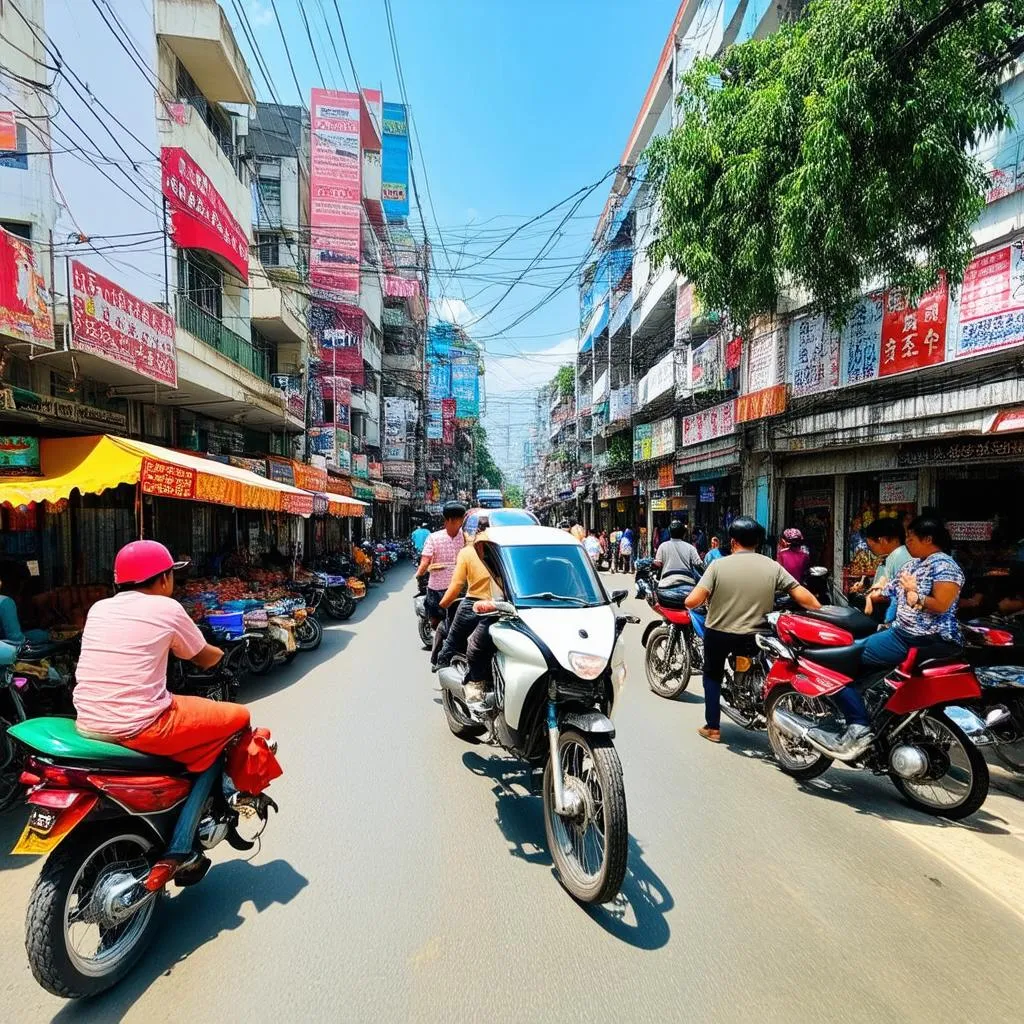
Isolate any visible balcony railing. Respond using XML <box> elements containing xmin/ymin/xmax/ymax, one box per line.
<box><xmin>175</xmin><ymin>294</ymin><xmax>268</xmax><ymax>381</ymax></box>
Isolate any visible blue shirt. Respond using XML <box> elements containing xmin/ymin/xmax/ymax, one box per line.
<box><xmin>704</xmin><ymin>547</ymin><xmax>724</xmax><ymax>568</ymax></box>
<box><xmin>885</xmin><ymin>551</ymin><xmax>965</xmax><ymax>643</ymax></box>
<box><xmin>411</xmin><ymin>527</ymin><xmax>430</xmax><ymax>554</ymax></box>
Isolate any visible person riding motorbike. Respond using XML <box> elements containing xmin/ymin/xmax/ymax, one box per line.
<box><xmin>685</xmin><ymin>517</ymin><xmax>821</xmax><ymax>743</ymax></box>
<box><xmin>72</xmin><ymin>541</ymin><xmax>261</xmax><ymax>877</ymax></box>
<box><xmin>415</xmin><ymin>501</ymin><xmax>466</xmax><ymax>633</ymax></box>
<box><xmin>653</xmin><ymin>519</ymin><xmax>705</xmax><ymax>587</ymax></box>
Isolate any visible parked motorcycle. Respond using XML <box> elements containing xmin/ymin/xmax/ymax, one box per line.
<box><xmin>635</xmin><ymin>561</ymin><xmax>704</xmax><ymax>699</ymax></box>
<box><xmin>8</xmin><ymin>716</ymin><xmax>277</xmax><ymax>997</ymax></box>
<box><xmin>437</xmin><ymin>529</ymin><xmax>636</xmax><ymax>904</ymax></box>
<box><xmin>289</xmin><ymin>583</ymin><xmax>325</xmax><ymax>652</ymax></box>
<box><xmin>761</xmin><ymin>606</ymin><xmax>989</xmax><ymax>819</ymax></box>
<box><xmin>245</xmin><ymin>617</ymin><xmax>298</xmax><ymax>675</ymax></box>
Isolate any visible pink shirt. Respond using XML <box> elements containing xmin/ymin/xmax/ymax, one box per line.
<box><xmin>73</xmin><ymin>591</ymin><xmax>207</xmax><ymax>739</ymax></box>
<box><xmin>422</xmin><ymin>528</ymin><xmax>465</xmax><ymax>590</ymax></box>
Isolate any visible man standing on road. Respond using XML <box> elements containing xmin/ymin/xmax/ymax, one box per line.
<box><xmin>411</xmin><ymin>521</ymin><xmax>430</xmax><ymax>556</ymax></box>
<box><xmin>685</xmin><ymin>517</ymin><xmax>821</xmax><ymax>743</ymax></box>
<box><xmin>415</xmin><ymin>502</ymin><xmax>466</xmax><ymax>634</ymax></box>
<box><xmin>703</xmin><ymin>534</ymin><xmax>723</xmax><ymax>568</ymax></box>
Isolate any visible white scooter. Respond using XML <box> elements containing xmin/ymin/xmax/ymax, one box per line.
<box><xmin>437</xmin><ymin>526</ymin><xmax>638</xmax><ymax>904</ymax></box>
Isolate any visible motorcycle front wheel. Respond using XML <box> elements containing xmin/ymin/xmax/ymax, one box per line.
<box><xmin>543</xmin><ymin>729</ymin><xmax>628</xmax><ymax>904</ymax></box>
<box><xmin>294</xmin><ymin>615</ymin><xmax>323</xmax><ymax>651</ymax></box>
<box><xmin>990</xmin><ymin>695</ymin><xmax>1024</xmax><ymax>774</ymax></box>
<box><xmin>644</xmin><ymin>624</ymin><xmax>691</xmax><ymax>699</ymax></box>
<box><xmin>25</xmin><ymin>824</ymin><xmax>162</xmax><ymax>998</ymax></box>
<box><xmin>891</xmin><ymin>713</ymin><xmax>989</xmax><ymax>820</ymax></box>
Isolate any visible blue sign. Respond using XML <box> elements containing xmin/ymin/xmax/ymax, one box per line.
<box><xmin>382</xmin><ymin>102</ymin><xmax>410</xmax><ymax>221</ymax></box>
<box><xmin>451</xmin><ymin>359</ymin><xmax>479</xmax><ymax>418</ymax></box>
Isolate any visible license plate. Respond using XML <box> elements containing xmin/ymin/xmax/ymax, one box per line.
<box><xmin>11</xmin><ymin>797</ymin><xmax>96</xmax><ymax>856</ymax></box>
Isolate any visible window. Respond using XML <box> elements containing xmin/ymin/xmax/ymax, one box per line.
<box><xmin>497</xmin><ymin>544</ymin><xmax>606</xmax><ymax>608</ymax></box>
<box><xmin>0</xmin><ymin>219</ymin><xmax>31</xmax><ymax>240</ymax></box>
<box><xmin>256</xmin><ymin>178</ymin><xmax>281</xmax><ymax>225</ymax></box>
<box><xmin>256</xmin><ymin>231</ymin><xmax>281</xmax><ymax>267</ymax></box>
<box><xmin>177</xmin><ymin>250</ymin><xmax>223</xmax><ymax>318</ymax></box>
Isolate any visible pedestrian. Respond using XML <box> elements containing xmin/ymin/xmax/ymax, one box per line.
<box><xmin>704</xmin><ymin>534</ymin><xmax>724</xmax><ymax>568</ymax></box>
<box><xmin>618</xmin><ymin>528</ymin><xmax>634</xmax><ymax>574</ymax></box>
<box><xmin>584</xmin><ymin>528</ymin><xmax>602</xmax><ymax>566</ymax></box>
<box><xmin>685</xmin><ymin>517</ymin><xmax>821</xmax><ymax>743</ymax></box>
<box><xmin>411</xmin><ymin>521</ymin><xmax>430</xmax><ymax>557</ymax></box>
<box><xmin>609</xmin><ymin>527</ymin><xmax>622</xmax><ymax>573</ymax></box>
<box><xmin>856</xmin><ymin>517</ymin><xmax>911</xmax><ymax>622</ymax></box>
<box><xmin>415</xmin><ymin>501</ymin><xmax>466</xmax><ymax>637</ymax></box>
<box><xmin>776</xmin><ymin>527</ymin><xmax>811</xmax><ymax>584</ymax></box>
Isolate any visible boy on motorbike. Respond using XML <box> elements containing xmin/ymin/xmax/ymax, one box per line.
<box><xmin>415</xmin><ymin>501</ymin><xmax>466</xmax><ymax>633</ymax></box>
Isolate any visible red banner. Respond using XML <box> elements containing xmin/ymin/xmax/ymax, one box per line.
<box><xmin>879</xmin><ymin>276</ymin><xmax>947</xmax><ymax>377</ymax></box>
<box><xmin>736</xmin><ymin>383</ymin><xmax>788</xmax><ymax>423</ymax></box>
<box><xmin>161</xmin><ymin>147</ymin><xmax>249</xmax><ymax>282</ymax></box>
<box><xmin>140</xmin><ymin>458</ymin><xmax>196</xmax><ymax>499</ymax></box>
<box><xmin>725</xmin><ymin>335</ymin><xmax>742</xmax><ymax>371</ymax></box>
<box><xmin>311</xmin><ymin>301</ymin><xmax>363</xmax><ymax>388</ymax></box>
<box><xmin>292</xmin><ymin>461</ymin><xmax>328</xmax><ymax>492</ymax></box>
<box><xmin>310</xmin><ymin>89</ymin><xmax>362</xmax><ymax>302</ymax></box>
<box><xmin>0</xmin><ymin>111</ymin><xmax>16</xmax><ymax>151</ymax></box>
<box><xmin>441</xmin><ymin>398</ymin><xmax>456</xmax><ymax>444</ymax></box>
<box><xmin>384</xmin><ymin>275</ymin><xmax>420</xmax><ymax>298</ymax></box>
<box><xmin>0</xmin><ymin>227</ymin><xmax>52</xmax><ymax>346</ymax></box>
<box><xmin>282</xmin><ymin>492</ymin><xmax>315</xmax><ymax>516</ymax></box>
<box><xmin>70</xmin><ymin>260</ymin><xmax>177</xmax><ymax>386</ymax></box>
<box><xmin>657</xmin><ymin>463</ymin><xmax>675</xmax><ymax>488</ymax></box>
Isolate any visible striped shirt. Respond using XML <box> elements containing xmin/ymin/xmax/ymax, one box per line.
<box><xmin>422</xmin><ymin>529</ymin><xmax>465</xmax><ymax>590</ymax></box>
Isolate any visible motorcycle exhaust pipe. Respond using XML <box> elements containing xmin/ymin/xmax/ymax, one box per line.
<box><xmin>771</xmin><ymin>708</ymin><xmax>844</xmax><ymax>760</ymax></box>
<box><xmin>437</xmin><ymin>666</ymin><xmax>466</xmax><ymax>701</ymax></box>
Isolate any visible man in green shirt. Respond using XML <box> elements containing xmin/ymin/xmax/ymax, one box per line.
<box><xmin>685</xmin><ymin>517</ymin><xmax>821</xmax><ymax>743</ymax></box>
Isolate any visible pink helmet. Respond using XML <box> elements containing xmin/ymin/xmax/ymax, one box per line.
<box><xmin>114</xmin><ymin>540</ymin><xmax>189</xmax><ymax>586</ymax></box>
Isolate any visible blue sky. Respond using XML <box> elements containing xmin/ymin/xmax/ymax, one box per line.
<box><xmin>234</xmin><ymin>0</ymin><xmax>679</xmax><ymax>473</ymax></box>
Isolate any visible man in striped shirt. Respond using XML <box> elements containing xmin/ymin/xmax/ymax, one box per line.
<box><xmin>416</xmin><ymin>501</ymin><xmax>466</xmax><ymax>630</ymax></box>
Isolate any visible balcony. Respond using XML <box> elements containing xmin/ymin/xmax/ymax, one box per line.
<box><xmin>175</xmin><ymin>293</ymin><xmax>268</xmax><ymax>380</ymax></box>
<box><xmin>249</xmin><ymin>262</ymin><xmax>307</xmax><ymax>351</ymax></box>
<box><xmin>157</xmin><ymin>0</ymin><xmax>256</xmax><ymax>105</ymax></box>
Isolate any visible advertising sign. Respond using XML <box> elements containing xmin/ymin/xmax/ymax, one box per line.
<box><xmin>310</xmin><ymin>301</ymin><xmax>364</xmax><ymax>388</ymax></box>
<box><xmin>140</xmin><ymin>458</ymin><xmax>196</xmax><ymax>499</ymax></box>
<box><xmin>955</xmin><ymin>245</ymin><xmax>1024</xmax><ymax>359</ymax></box>
<box><xmin>0</xmin><ymin>227</ymin><xmax>52</xmax><ymax>346</ymax></box>
<box><xmin>310</xmin><ymin>89</ymin><xmax>362</xmax><ymax>302</ymax></box>
<box><xmin>700</xmin><ymin>485</ymin><xmax>716</xmax><ymax>503</ymax></box>
<box><xmin>947</xmin><ymin>520</ymin><xmax>995</xmax><ymax>541</ymax></box>
<box><xmin>442</xmin><ymin>398</ymin><xmax>456</xmax><ymax>444</ymax></box>
<box><xmin>680</xmin><ymin>399</ymin><xmax>737</xmax><ymax>447</ymax></box>
<box><xmin>70</xmin><ymin>261</ymin><xmax>177</xmax><ymax>387</ymax></box>
<box><xmin>657</xmin><ymin>463</ymin><xmax>675</xmax><ymax>488</ymax></box>
<box><xmin>381</xmin><ymin>102</ymin><xmax>410</xmax><ymax>220</ymax></box>
<box><xmin>879</xmin><ymin>276</ymin><xmax>948</xmax><ymax>377</ymax></box>
<box><xmin>746</xmin><ymin>321</ymin><xmax>784</xmax><ymax>392</ymax></box>
<box><xmin>840</xmin><ymin>293</ymin><xmax>884</xmax><ymax>385</ymax></box>
<box><xmin>335</xmin><ymin>428</ymin><xmax>351</xmax><ymax>472</ymax></box>
<box><xmin>879</xmin><ymin>478</ymin><xmax>918</xmax><ymax>504</ymax></box>
<box><xmin>161</xmin><ymin>147</ymin><xmax>248</xmax><ymax>282</ymax></box>
<box><xmin>450</xmin><ymin>358</ymin><xmax>479</xmax><ymax>418</ymax></box>
<box><xmin>0</xmin><ymin>436</ymin><xmax>40</xmax><ymax>476</ymax></box>
<box><xmin>307</xmin><ymin>427</ymin><xmax>335</xmax><ymax>461</ymax></box>
<box><xmin>788</xmin><ymin>314</ymin><xmax>839</xmax><ymax>396</ymax></box>
<box><xmin>266</xmin><ymin>457</ymin><xmax>295</xmax><ymax>486</ymax></box>
<box><xmin>650</xmin><ymin>416</ymin><xmax>676</xmax><ymax>458</ymax></box>
<box><xmin>632</xmin><ymin>422</ymin><xmax>652</xmax><ymax>462</ymax></box>
<box><xmin>609</xmin><ymin>385</ymin><xmax>632</xmax><ymax>424</ymax></box>
<box><xmin>426</xmin><ymin>400</ymin><xmax>442</xmax><ymax>440</ymax></box>
<box><xmin>691</xmin><ymin>336</ymin><xmax>724</xmax><ymax>393</ymax></box>
<box><xmin>735</xmin><ymin>383</ymin><xmax>787</xmax><ymax>423</ymax></box>
<box><xmin>353</xmin><ymin>454</ymin><xmax>369</xmax><ymax>479</ymax></box>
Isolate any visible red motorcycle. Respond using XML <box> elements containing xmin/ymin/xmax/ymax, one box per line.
<box><xmin>635</xmin><ymin>561</ymin><xmax>704</xmax><ymax>699</ymax></box>
<box><xmin>759</xmin><ymin>606</ymin><xmax>989</xmax><ymax>820</ymax></box>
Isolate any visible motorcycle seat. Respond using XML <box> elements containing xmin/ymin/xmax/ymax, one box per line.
<box><xmin>801</xmin><ymin>605</ymin><xmax>877</xmax><ymax>640</ymax></box>
<box><xmin>8</xmin><ymin>717</ymin><xmax>184</xmax><ymax>773</ymax></box>
<box><xmin>656</xmin><ymin>584</ymin><xmax>694</xmax><ymax>610</ymax></box>
<box><xmin>805</xmin><ymin>643</ymin><xmax>864</xmax><ymax>679</ymax></box>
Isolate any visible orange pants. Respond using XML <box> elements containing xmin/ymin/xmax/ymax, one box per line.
<box><xmin>123</xmin><ymin>695</ymin><xmax>250</xmax><ymax>773</ymax></box>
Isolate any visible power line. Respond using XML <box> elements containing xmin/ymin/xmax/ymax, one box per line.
<box><xmin>297</xmin><ymin>1</ymin><xmax>329</xmax><ymax>88</ymax></box>
<box><xmin>269</xmin><ymin>0</ymin><xmax>306</xmax><ymax>107</ymax></box>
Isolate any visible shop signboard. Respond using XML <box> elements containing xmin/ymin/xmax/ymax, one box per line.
<box><xmin>746</xmin><ymin>321</ymin><xmax>784</xmax><ymax>392</ymax></box>
<box><xmin>839</xmin><ymin>293</ymin><xmax>884</xmax><ymax>385</ymax></box>
<box><xmin>69</xmin><ymin>260</ymin><xmax>177</xmax><ymax>387</ymax></box>
<box><xmin>879</xmin><ymin>478</ymin><xmax>917</xmax><ymax>504</ymax></box>
<box><xmin>383</xmin><ymin>460</ymin><xmax>415</xmax><ymax>483</ymax></box>
<box><xmin>14</xmin><ymin>394</ymin><xmax>126</xmax><ymax>431</ymax></box>
<box><xmin>955</xmin><ymin>245</ymin><xmax>1024</xmax><ymax>359</ymax></box>
<box><xmin>0</xmin><ymin>436</ymin><xmax>40</xmax><ymax>476</ymax></box>
<box><xmin>309</xmin><ymin>89</ymin><xmax>361</xmax><ymax>302</ymax></box>
<box><xmin>161</xmin><ymin>147</ymin><xmax>248</xmax><ymax>281</ymax></box>
<box><xmin>699</xmin><ymin>485</ymin><xmax>716</xmax><ymax>503</ymax></box>
<box><xmin>384</xmin><ymin>397</ymin><xmax>417</xmax><ymax>458</ymax></box>
<box><xmin>266</xmin><ymin>457</ymin><xmax>295</xmax><ymax>486</ymax></box>
<box><xmin>450</xmin><ymin>358</ymin><xmax>479</xmax><ymax>418</ymax></box>
<box><xmin>897</xmin><ymin>436</ymin><xmax>1024</xmax><ymax>466</ymax></box>
<box><xmin>381</xmin><ymin>102</ymin><xmax>410</xmax><ymax>220</ymax></box>
<box><xmin>293</xmin><ymin>461</ymin><xmax>328</xmax><ymax>492</ymax></box>
<box><xmin>657</xmin><ymin>463</ymin><xmax>675</xmax><ymax>488</ymax></box>
<box><xmin>988</xmin><ymin>407</ymin><xmax>1024</xmax><ymax>433</ymax></box>
<box><xmin>735</xmin><ymin>383</ymin><xmax>787</xmax><ymax>423</ymax></box>
<box><xmin>442</xmin><ymin>398</ymin><xmax>456</xmax><ymax>444</ymax></box>
<box><xmin>650</xmin><ymin>415</ymin><xmax>676</xmax><ymax>458</ymax></box>
<box><xmin>674</xmin><ymin>279</ymin><xmax>692</xmax><ymax>343</ymax></box>
<box><xmin>680</xmin><ymin>399</ymin><xmax>737</xmax><ymax>447</ymax></box>
<box><xmin>140</xmin><ymin>458</ymin><xmax>196</xmax><ymax>499</ymax></box>
<box><xmin>632</xmin><ymin>421</ymin><xmax>653</xmax><ymax>462</ymax></box>
<box><xmin>691</xmin><ymin>336</ymin><xmax>724</xmax><ymax>393</ymax></box>
<box><xmin>788</xmin><ymin>314</ymin><xmax>839</xmax><ymax>396</ymax></box>
<box><xmin>0</xmin><ymin>227</ymin><xmax>53</xmax><ymax>347</ymax></box>
<box><xmin>609</xmin><ymin>385</ymin><xmax>632</xmax><ymax>424</ymax></box>
<box><xmin>879</xmin><ymin>276</ymin><xmax>948</xmax><ymax>377</ymax></box>
<box><xmin>947</xmin><ymin>521</ymin><xmax>995</xmax><ymax>541</ymax></box>
<box><xmin>650</xmin><ymin>497</ymin><xmax>668</xmax><ymax>512</ymax></box>
<box><xmin>426</xmin><ymin>400</ymin><xmax>442</xmax><ymax>440</ymax></box>
<box><xmin>311</xmin><ymin>301</ymin><xmax>364</xmax><ymax>388</ymax></box>
<box><xmin>229</xmin><ymin>456</ymin><xmax>266</xmax><ymax>477</ymax></box>
<box><xmin>368</xmin><ymin>461</ymin><xmax>383</xmax><ymax>481</ymax></box>
<box><xmin>353</xmin><ymin>454</ymin><xmax>369</xmax><ymax>479</ymax></box>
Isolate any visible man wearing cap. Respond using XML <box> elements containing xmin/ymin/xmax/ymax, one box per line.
<box><xmin>415</xmin><ymin>501</ymin><xmax>466</xmax><ymax>633</ymax></box>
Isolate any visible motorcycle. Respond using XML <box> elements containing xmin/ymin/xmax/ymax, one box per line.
<box><xmin>761</xmin><ymin>605</ymin><xmax>989</xmax><ymax>819</ymax></box>
<box><xmin>436</xmin><ymin>529</ymin><xmax>637</xmax><ymax>904</ymax></box>
<box><xmin>8</xmin><ymin>716</ymin><xmax>277</xmax><ymax>997</ymax></box>
<box><xmin>167</xmin><ymin>645</ymin><xmax>242</xmax><ymax>702</ymax></box>
<box><xmin>289</xmin><ymin>583</ymin><xmax>325</xmax><ymax>652</ymax></box>
<box><xmin>244</xmin><ymin>616</ymin><xmax>299</xmax><ymax>675</ymax></box>
<box><xmin>414</xmin><ymin>575</ymin><xmax>434</xmax><ymax>649</ymax></box>
<box><xmin>635</xmin><ymin>561</ymin><xmax>704</xmax><ymax>699</ymax></box>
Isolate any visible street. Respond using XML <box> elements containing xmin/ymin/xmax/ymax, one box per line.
<box><xmin>2</xmin><ymin>567</ymin><xmax>1024</xmax><ymax>1023</ymax></box>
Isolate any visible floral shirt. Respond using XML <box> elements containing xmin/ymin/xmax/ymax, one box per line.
<box><xmin>885</xmin><ymin>552</ymin><xmax>965</xmax><ymax>642</ymax></box>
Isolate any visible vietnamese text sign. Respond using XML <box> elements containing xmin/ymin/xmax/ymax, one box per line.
<box><xmin>310</xmin><ymin>89</ymin><xmax>362</xmax><ymax>302</ymax></box>
<box><xmin>879</xmin><ymin>277</ymin><xmax>948</xmax><ymax>377</ymax></box>
<box><xmin>680</xmin><ymin>399</ymin><xmax>737</xmax><ymax>447</ymax></box>
<box><xmin>0</xmin><ymin>227</ymin><xmax>52</xmax><ymax>347</ymax></box>
<box><xmin>70</xmin><ymin>261</ymin><xmax>177</xmax><ymax>387</ymax></box>
<box><xmin>789</xmin><ymin>314</ymin><xmax>839</xmax><ymax>396</ymax></box>
<box><xmin>161</xmin><ymin>147</ymin><xmax>248</xmax><ymax>282</ymax></box>
<box><xmin>955</xmin><ymin>245</ymin><xmax>1024</xmax><ymax>359</ymax></box>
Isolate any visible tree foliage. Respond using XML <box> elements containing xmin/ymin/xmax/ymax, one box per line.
<box><xmin>552</xmin><ymin>364</ymin><xmax>575</xmax><ymax>399</ymax></box>
<box><xmin>473</xmin><ymin>425</ymin><xmax>504</xmax><ymax>490</ymax></box>
<box><xmin>503</xmin><ymin>483</ymin><xmax>524</xmax><ymax>507</ymax></box>
<box><xmin>646</xmin><ymin>0</ymin><xmax>1022</xmax><ymax>324</ymax></box>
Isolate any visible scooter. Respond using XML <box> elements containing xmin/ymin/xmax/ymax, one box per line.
<box><xmin>635</xmin><ymin>561</ymin><xmax>704</xmax><ymax>699</ymax></box>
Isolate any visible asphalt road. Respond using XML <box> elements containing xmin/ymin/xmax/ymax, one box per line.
<box><xmin>1</xmin><ymin>567</ymin><xmax>1024</xmax><ymax>1023</ymax></box>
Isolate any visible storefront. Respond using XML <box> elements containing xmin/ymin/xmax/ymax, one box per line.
<box><xmin>596</xmin><ymin>479</ymin><xmax>638</xmax><ymax>536</ymax></box>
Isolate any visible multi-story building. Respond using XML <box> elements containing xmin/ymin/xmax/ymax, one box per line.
<box><xmin>536</xmin><ymin>0</ymin><xmax>1024</xmax><ymax>583</ymax></box>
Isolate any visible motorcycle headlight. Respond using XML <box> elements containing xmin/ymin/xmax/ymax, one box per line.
<box><xmin>568</xmin><ymin>651</ymin><xmax>607</xmax><ymax>680</ymax></box>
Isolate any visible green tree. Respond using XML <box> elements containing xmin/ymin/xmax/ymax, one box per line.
<box><xmin>552</xmin><ymin>364</ymin><xmax>575</xmax><ymax>400</ymax></box>
<box><xmin>647</xmin><ymin>0</ymin><xmax>1023</xmax><ymax>324</ymax></box>
<box><xmin>473</xmin><ymin>425</ymin><xmax>505</xmax><ymax>490</ymax></box>
<box><xmin>503</xmin><ymin>483</ymin><xmax>524</xmax><ymax>507</ymax></box>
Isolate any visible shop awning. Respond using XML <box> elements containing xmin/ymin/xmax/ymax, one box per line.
<box><xmin>0</xmin><ymin>435</ymin><xmax>316</xmax><ymax>516</ymax></box>
<box><xmin>373</xmin><ymin>482</ymin><xmax>394</xmax><ymax>501</ymax></box>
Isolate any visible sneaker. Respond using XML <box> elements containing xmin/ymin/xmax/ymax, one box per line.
<box><xmin>807</xmin><ymin>723</ymin><xmax>873</xmax><ymax>758</ymax></box>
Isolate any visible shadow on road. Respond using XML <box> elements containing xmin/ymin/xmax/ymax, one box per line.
<box><xmin>462</xmin><ymin>751</ymin><xmax>674</xmax><ymax>950</ymax></box>
<box><xmin>50</xmin><ymin>857</ymin><xmax>308</xmax><ymax>1024</ymax></box>
<box><xmin>0</xmin><ymin>802</ymin><xmax>34</xmax><ymax>872</ymax></box>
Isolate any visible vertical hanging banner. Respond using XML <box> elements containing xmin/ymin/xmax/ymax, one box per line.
<box><xmin>161</xmin><ymin>148</ymin><xmax>249</xmax><ymax>282</ymax></box>
<box><xmin>674</xmin><ymin>279</ymin><xmax>692</xmax><ymax>344</ymax></box>
<box><xmin>840</xmin><ymin>294</ymin><xmax>884</xmax><ymax>385</ymax></box>
<box><xmin>426</xmin><ymin>401</ymin><xmax>443</xmax><ymax>440</ymax></box>
<box><xmin>310</xmin><ymin>89</ymin><xmax>362</xmax><ymax>303</ymax></box>
<box><xmin>955</xmin><ymin>245</ymin><xmax>1024</xmax><ymax>358</ymax></box>
<box><xmin>70</xmin><ymin>261</ymin><xmax>178</xmax><ymax>387</ymax></box>
<box><xmin>441</xmin><ymin>398</ymin><xmax>456</xmax><ymax>444</ymax></box>
<box><xmin>382</xmin><ymin>102</ymin><xmax>410</xmax><ymax>220</ymax></box>
<box><xmin>788</xmin><ymin>313</ymin><xmax>839</xmax><ymax>396</ymax></box>
<box><xmin>0</xmin><ymin>227</ymin><xmax>52</xmax><ymax>347</ymax></box>
<box><xmin>879</xmin><ymin>275</ymin><xmax>948</xmax><ymax>377</ymax></box>
<box><xmin>450</xmin><ymin>358</ymin><xmax>479</xmax><ymax>418</ymax></box>
<box><xmin>309</xmin><ymin>302</ymin><xmax>364</xmax><ymax>388</ymax></box>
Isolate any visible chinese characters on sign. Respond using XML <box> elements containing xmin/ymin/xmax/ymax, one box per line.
<box><xmin>746</xmin><ymin>322</ymin><xmax>784</xmax><ymax>392</ymax></box>
<box><xmin>161</xmin><ymin>148</ymin><xmax>249</xmax><ymax>281</ymax></box>
<box><xmin>956</xmin><ymin>245</ymin><xmax>1024</xmax><ymax>359</ymax></box>
<box><xmin>840</xmin><ymin>294</ymin><xmax>883</xmax><ymax>385</ymax></box>
<box><xmin>680</xmin><ymin>399</ymin><xmax>737</xmax><ymax>447</ymax></box>
<box><xmin>0</xmin><ymin>227</ymin><xmax>53</xmax><ymax>347</ymax></box>
<box><xmin>879</xmin><ymin>276</ymin><xmax>948</xmax><ymax>377</ymax></box>
<box><xmin>140</xmin><ymin>458</ymin><xmax>196</xmax><ymax>499</ymax></box>
<box><xmin>788</xmin><ymin>314</ymin><xmax>839</xmax><ymax>396</ymax></box>
<box><xmin>70</xmin><ymin>261</ymin><xmax>177</xmax><ymax>387</ymax></box>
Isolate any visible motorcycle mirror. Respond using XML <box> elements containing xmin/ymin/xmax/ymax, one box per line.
<box><xmin>611</xmin><ymin>589</ymin><xmax>628</xmax><ymax>606</ymax></box>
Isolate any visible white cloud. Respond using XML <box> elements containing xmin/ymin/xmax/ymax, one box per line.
<box><xmin>430</xmin><ymin>296</ymin><xmax>476</xmax><ymax>326</ymax></box>
<box><xmin>246</xmin><ymin>0</ymin><xmax>273</xmax><ymax>28</ymax></box>
<box><xmin>484</xmin><ymin>337</ymin><xmax>577</xmax><ymax>395</ymax></box>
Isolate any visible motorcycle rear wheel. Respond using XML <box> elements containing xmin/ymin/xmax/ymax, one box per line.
<box><xmin>246</xmin><ymin>639</ymin><xmax>276</xmax><ymax>676</ymax></box>
<box><xmin>644</xmin><ymin>625</ymin><xmax>691</xmax><ymax>699</ymax></box>
<box><xmin>25</xmin><ymin>824</ymin><xmax>162</xmax><ymax>998</ymax></box>
<box><xmin>544</xmin><ymin>729</ymin><xmax>628</xmax><ymax>904</ymax></box>
<box><xmin>322</xmin><ymin>591</ymin><xmax>355</xmax><ymax>621</ymax></box>
<box><xmin>295</xmin><ymin>616</ymin><xmax>323</xmax><ymax>651</ymax></box>
<box><xmin>441</xmin><ymin>656</ymin><xmax>485</xmax><ymax>739</ymax></box>
<box><xmin>765</xmin><ymin>685</ymin><xmax>834</xmax><ymax>781</ymax></box>
<box><xmin>418</xmin><ymin>616</ymin><xmax>434</xmax><ymax>650</ymax></box>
